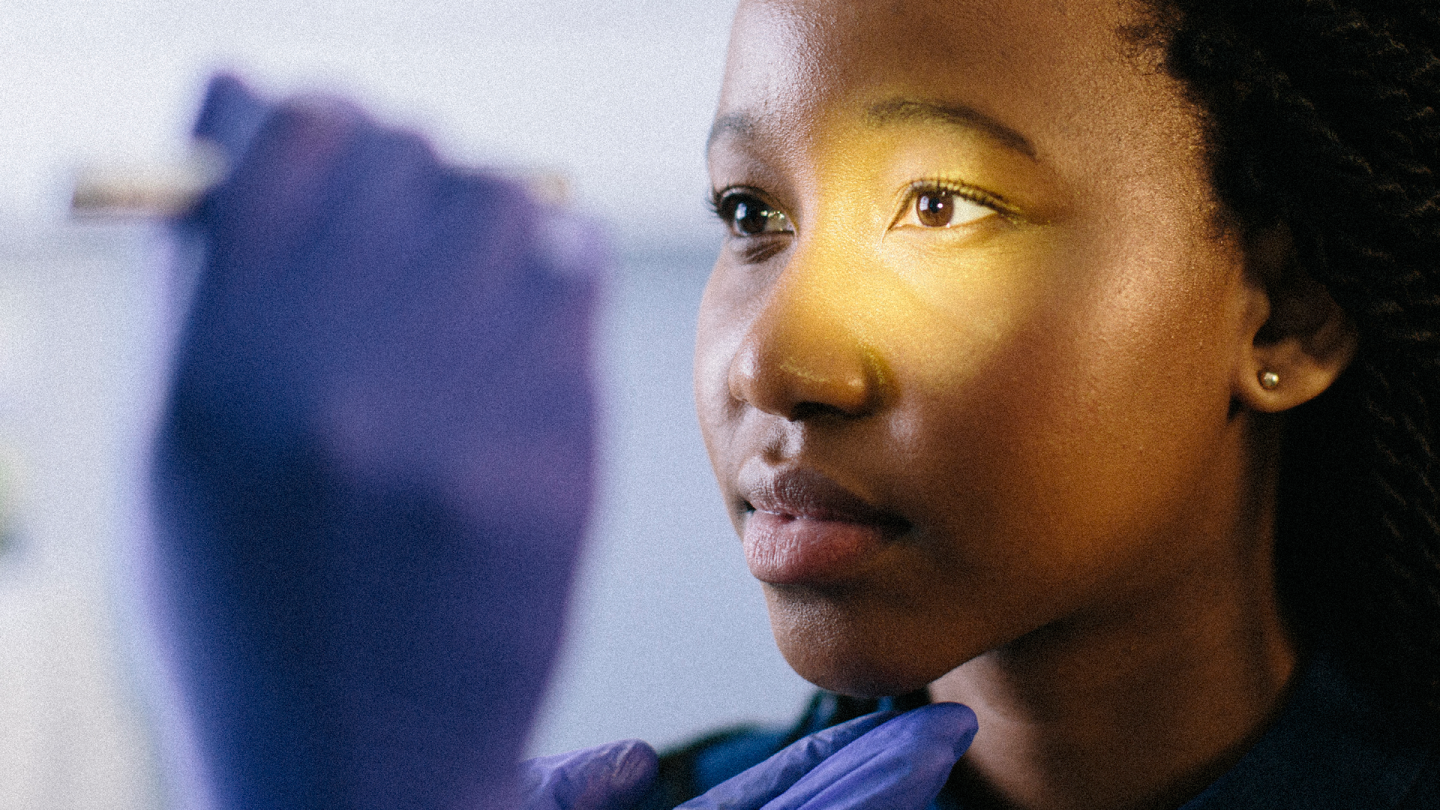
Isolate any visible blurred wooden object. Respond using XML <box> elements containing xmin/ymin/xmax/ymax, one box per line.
<box><xmin>69</xmin><ymin>141</ymin><xmax>229</xmax><ymax>219</ymax></box>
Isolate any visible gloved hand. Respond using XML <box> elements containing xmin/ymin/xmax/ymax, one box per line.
<box><xmin>682</xmin><ymin>703</ymin><xmax>977</xmax><ymax>810</ymax></box>
<box><xmin>519</xmin><ymin>703</ymin><xmax>976</xmax><ymax>810</ymax></box>
<box><xmin>149</xmin><ymin>75</ymin><xmax>602</xmax><ymax>810</ymax></box>
<box><xmin>520</xmin><ymin>740</ymin><xmax>661</xmax><ymax>810</ymax></box>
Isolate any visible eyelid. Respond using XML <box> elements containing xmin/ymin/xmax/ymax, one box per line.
<box><xmin>709</xmin><ymin>185</ymin><xmax>779</xmax><ymax>215</ymax></box>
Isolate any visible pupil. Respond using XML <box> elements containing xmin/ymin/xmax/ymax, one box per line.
<box><xmin>917</xmin><ymin>192</ymin><xmax>954</xmax><ymax>227</ymax></box>
<box><xmin>734</xmin><ymin>199</ymin><xmax>771</xmax><ymax>235</ymax></box>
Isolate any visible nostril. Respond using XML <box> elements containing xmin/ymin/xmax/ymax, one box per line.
<box><xmin>788</xmin><ymin>401</ymin><xmax>856</xmax><ymax>422</ymax></box>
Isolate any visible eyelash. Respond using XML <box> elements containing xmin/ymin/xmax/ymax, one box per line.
<box><xmin>706</xmin><ymin>187</ymin><xmax>728</xmax><ymax>217</ymax></box>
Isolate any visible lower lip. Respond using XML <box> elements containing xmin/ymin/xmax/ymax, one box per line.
<box><xmin>743</xmin><ymin>511</ymin><xmax>897</xmax><ymax>585</ymax></box>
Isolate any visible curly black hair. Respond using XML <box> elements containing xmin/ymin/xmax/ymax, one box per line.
<box><xmin>1140</xmin><ymin>0</ymin><xmax>1440</xmax><ymax>726</ymax></box>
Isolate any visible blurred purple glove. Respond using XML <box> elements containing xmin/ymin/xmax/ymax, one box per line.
<box><xmin>519</xmin><ymin>740</ymin><xmax>661</xmax><ymax>810</ymax></box>
<box><xmin>149</xmin><ymin>75</ymin><xmax>602</xmax><ymax>810</ymax></box>
<box><xmin>682</xmin><ymin>703</ymin><xmax>977</xmax><ymax>810</ymax></box>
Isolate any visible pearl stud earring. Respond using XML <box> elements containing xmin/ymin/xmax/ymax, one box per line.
<box><xmin>1259</xmin><ymin>370</ymin><xmax>1281</xmax><ymax>390</ymax></box>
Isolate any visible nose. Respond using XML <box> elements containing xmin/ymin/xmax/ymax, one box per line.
<box><xmin>726</xmin><ymin>250</ymin><xmax>884</xmax><ymax>421</ymax></box>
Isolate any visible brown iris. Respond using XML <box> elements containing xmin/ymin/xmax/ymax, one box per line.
<box><xmin>916</xmin><ymin>190</ymin><xmax>956</xmax><ymax>228</ymax></box>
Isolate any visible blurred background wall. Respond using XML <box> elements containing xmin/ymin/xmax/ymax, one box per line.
<box><xmin>0</xmin><ymin>1</ymin><xmax>816</xmax><ymax>806</ymax></box>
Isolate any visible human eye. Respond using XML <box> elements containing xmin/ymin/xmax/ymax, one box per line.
<box><xmin>710</xmin><ymin>187</ymin><xmax>794</xmax><ymax>238</ymax></box>
<box><xmin>892</xmin><ymin>180</ymin><xmax>1014</xmax><ymax>231</ymax></box>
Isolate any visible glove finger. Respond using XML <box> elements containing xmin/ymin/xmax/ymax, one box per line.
<box><xmin>678</xmin><ymin>710</ymin><xmax>899</xmax><ymax>810</ymax></box>
<box><xmin>765</xmin><ymin>703</ymin><xmax>978</xmax><ymax>810</ymax></box>
<box><xmin>519</xmin><ymin>739</ymin><xmax>659</xmax><ymax>810</ymax></box>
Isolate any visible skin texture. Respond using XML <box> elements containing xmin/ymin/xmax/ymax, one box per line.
<box><xmin>695</xmin><ymin>0</ymin><xmax>1355</xmax><ymax>808</ymax></box>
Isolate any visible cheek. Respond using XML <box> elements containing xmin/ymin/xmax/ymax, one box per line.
<box><xmin>873</xmin><ymin>232</ymin><xmax>1057</xmax><ymax>396</ymax></box>
<box><xmin>898</xmin><ymin>238</ymin><xmax>1246</xmax><ymax>589</ymax></box>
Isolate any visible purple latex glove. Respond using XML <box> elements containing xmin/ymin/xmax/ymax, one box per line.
<box><xmin>516</xmin><ymin>704</ymin><xmax>975</xmax><ymax>810</ymax></box>
<box><xmin>682</xmin><ymin>703</ymin><xmax>978</xmax><ymax>810</ymax></box>
<box><xmin>519</xmin><ymin>740</ymin><xmax>661</xmax><ymax>810</ymax></box>
<box><xmin>149</xmin><ymin>75</ymin><xmax>601</xmax><ymax>810</ymax></box>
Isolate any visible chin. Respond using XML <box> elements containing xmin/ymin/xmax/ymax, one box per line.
<box><xmin>785</xmin><ymin>658</ymin><xmax>936</xmax><ymax>699</ymax></box>
<box><xmin>765</xmin><ymin>587</ymin><xmax>967</xmax><ymax>698</ymax></box>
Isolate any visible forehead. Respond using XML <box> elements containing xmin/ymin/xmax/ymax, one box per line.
<box><xmin>715</xmin><ymin>0</ymin><xmax>1200</xmax><ymax>187</ymax></box>
<box><xmin>721</xmin><ymin>0</ymin><xmax>1138</xmax><ymax>114</ymax></box>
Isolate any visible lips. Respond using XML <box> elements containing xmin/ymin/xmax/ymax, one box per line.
<box><xmin>740</xmin><ymin>467</ymin><xmax>909</xmax><ymax>585</ymax></box>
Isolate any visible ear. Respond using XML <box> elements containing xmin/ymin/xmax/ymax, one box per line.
<box><xmin>1232</xmin><ymin>227</ymin><xmax>1358</xmax><ymax>414</ymax></box>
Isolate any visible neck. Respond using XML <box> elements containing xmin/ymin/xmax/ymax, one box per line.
<box><xmin>933</xmin><ymin>597</ymin><xmax>1295</xmax><ymax>810</ymax></box>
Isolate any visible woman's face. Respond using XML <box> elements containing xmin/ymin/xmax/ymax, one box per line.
<box><xmin>696</xmin><ymin>0</ymin><xmax>1269</xmax><ymax>696</ymax></box>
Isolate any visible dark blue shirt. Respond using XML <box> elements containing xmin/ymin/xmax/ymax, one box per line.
<box><xmin>655</xmin><ymin>656</ymin><xmax>1440</xmax><ymax>808</ymax></box>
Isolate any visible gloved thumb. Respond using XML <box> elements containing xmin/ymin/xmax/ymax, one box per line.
<box><xmin>680</xmin><ymin>703</ymin><xmax>977</xmax><ymax>810</ymax></box>
<box><xmin>519</xmin><ymin>739</ymin><xmax>660</xmax><ymax>810</ymax></box>
<box><xmin>677</xmin><ymin>710</ymin><xmax>900</xmax><ymax>809</ymax></box>
<box><xmin>765</xmin><ymin>703</ymin><xmax>977</xmax><ymax>809</ymax></box>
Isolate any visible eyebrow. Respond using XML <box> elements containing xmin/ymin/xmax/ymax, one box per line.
<box><xmin>866</xmin><ymin>99</ymin><xmax>1036</xmax><ymax>159</ymax></box>
<box><xmin>707</xmin><ymin>98</ymin><xmax>1038</xmax><ymax>160</ymax></box>
<box><xmin>707</xmin><ymin>112</ymin><xmax>756</xmax><ymax>153</ymax></box>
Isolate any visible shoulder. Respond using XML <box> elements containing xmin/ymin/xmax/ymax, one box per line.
<box><xmin>1183</xmin><ymin>652</ymin><xmax>1440</xmax><ymax>809</ymax></box>
<box><xmin>1396</xmin><ymin>755</ymin><xmax>1440</xmax><ymax>810</ymax></box>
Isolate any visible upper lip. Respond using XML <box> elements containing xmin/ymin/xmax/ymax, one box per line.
<box><xmin>740</xmin><ymin>466</ymin><xmax>910</xmax><ymax>528</ymax></box>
